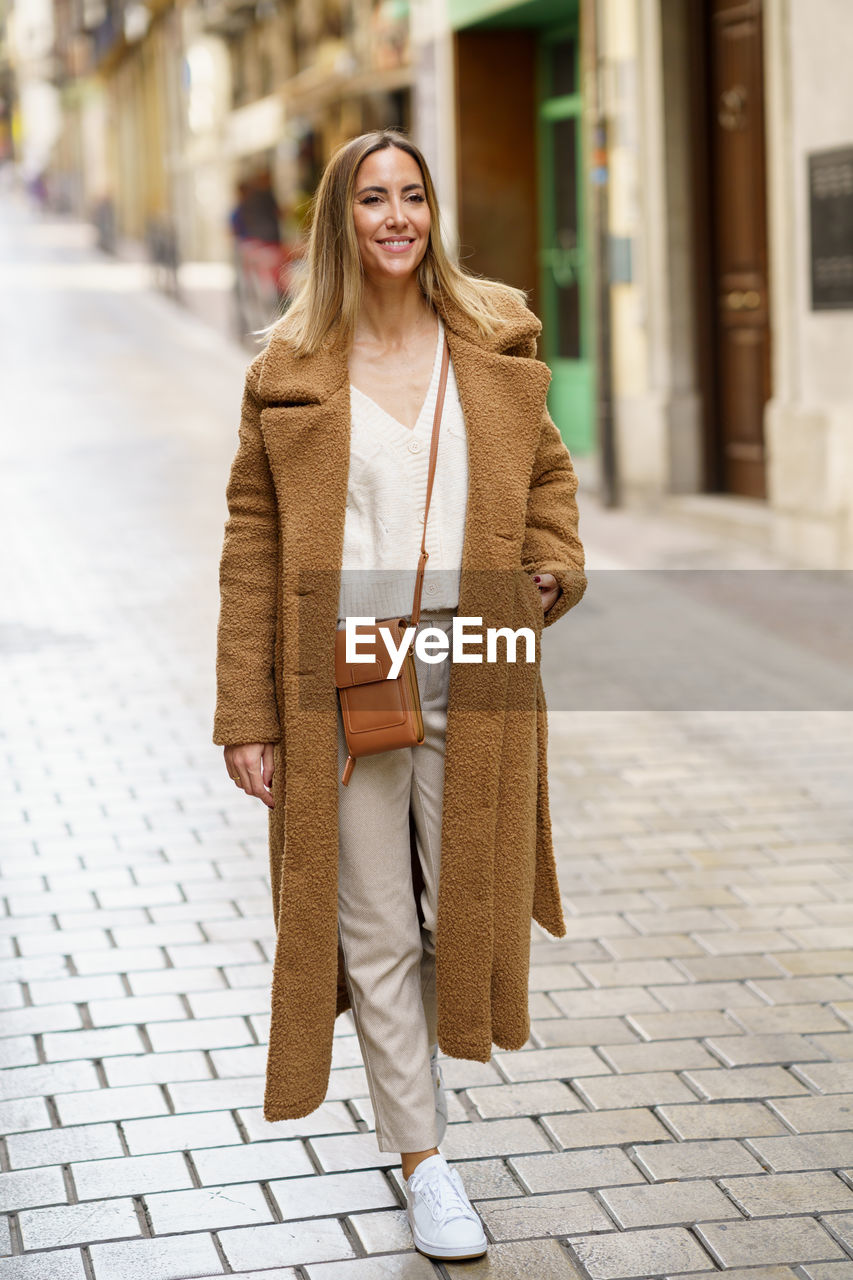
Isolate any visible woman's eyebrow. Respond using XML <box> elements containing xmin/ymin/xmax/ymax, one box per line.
<box><xmin>355</xmin><ymin>183</ymin><xmax>425</xmax><ymax>196</ymax></box>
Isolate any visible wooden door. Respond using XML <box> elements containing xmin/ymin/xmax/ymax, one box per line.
<box><xmin>700</xmin><ymin>0</ymin><xmax>771</xmax><ymax>497</ymax></box>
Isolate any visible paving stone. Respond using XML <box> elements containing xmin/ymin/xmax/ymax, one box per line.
<box><xmin>71</xmin><ymin>1152</ymin><xmax>193</xmax><ymax>1200</ymax></box>
<box><xmin>569</xmin><ymin>1226</ymin><xmax>712</xmax><ymax>1279</ymax></box>
<box><xmin>732</xmin><ymin>1003</ymin><xmax>848</xmax><ymax>1034</ymax></box>
<box><xmin>508</xmin><ymin>1147</ymin><xmax>645</xmax><ymax>1193</ymax></box>
<box><xmin>800</xmin><ymin>1265</ymin><xmax>853</xmax><ymax>1280</ymax></box>
<box><xmin>145</xmin><ymin>1181</ymin><xmax>273</xmax><ymax>1233</ymax></box>
<box><xmin>656</xmin><ymin>1101</ymin><xmax>787</xmax><ymax>1140</ymax></box>
<box><xmin>444</xmin><ymin>1237</ymin><xmax>585</xmax><ymax>1278</ymax></box>
<box><xmin>218</xmin><ymin>1219</ymin><xmax>356</xmax><ymax>1270</ymax></box>
<box><xmin>306</xmin><ymin>1258</ymin><xmax>433</xmax><ymax>1280</ymax></box>
<box><xmin>7</xmin><ymin>1121</ymin><xmax>123</xmax><ymax>1169</ymax></box>
<box><xmin>268</xmin><ymin>1169</ymin><xmax>398</xmax><ymax>1220</ymax></box>
<box><xmin>720</xmin><ymin>1170</ymin><xmax>853</xmax><ymax>1216</ymax></box>
<box><xmin>770</xmin><ymin>950</ymin><xmax>853</xmax><ymax>976</ymax></box>
<box><xmin>103</xmin><ymin>1050</ymin><xmax>212</xmax><ymax>1088</ymax></box>
<box><xmin>632</xmin><ymin>1138</ymin><xmax>763</xmax><ymax>1180</ymax></box>
<box><xmin>168</xmin><ymin>1076</ymin><xmax>266</xmax><ymax>1112</ymax></box>
<box><xmin>695</xmin><ymin>1216</ymin><xmax>844</xmax><ymax>1268</ymax></box>
<box><xmin>493</xmin><ymin>1047</ymin><xmax>611</xmax><ymax>1082</ymax></box>
<box><xmin>0</xmin><ymin>1249</ymin><xmax>87</xmax><ymax>1279</ymax></box>
<box><xmin>572</xmin><ymin>1071</ymin><xmax>697</xmax><ymax>1110</ymax></box>
<box><xmin>600</xmin><ymin>934</ymin><xmax>704</xmax><ymax>960</ymax></box>
<box><xmin>810</xmin><ymin>1034</ymin><xmax>853</xmax><ymax>1059</ymax></box>
<box><xmin>345</xmin><ymin>1208</ymin><xmax>415</xmax><ymax>1253</ymax></box>
<box><xmin>89</xmin><ymin>1231</ymin><xmax>224</xmax><ymax>1279</ymax></box>
<box><xmin>436</xmin><ymin>1118</ymin><xmax>552</xmax><ymax>1161</ymax></box>
<box><xmin>86</xmin><ymin>993</ymin><xmax>187</xmax><ymax>1026</ymax></box>
<box><xmin>122</xmin><ymin>1110</ymin><xmax>243</xmax><ymax>1155</ymax></box>
<box><xmin>575</xmin><ymin>959</ymin><xmax>688</xmax><ymax>988</ymax></box>
<box><xmin>145</xmin><ymin>1015</ymin><xmax>252</xmax><ymax>1053</ymax></box>
<box><xmin>192</xmin><ymin>1138</ymin><xmax>314</xmax><ymax>1185</ymax></box>
<box><xmin>794</xmin><ymin>1062</ymin><xmax>853</xmax><ymax>1093</ymax></box>
<box><xmin>308</xmin><ymin>1131</ymin><xmax>407</xmax><ymax>1172</ymax></box>
<box><xmin>682</xmin><ymin>1065</ymin><xmax>809</xmax><ymax>1100</ymax></box>
<box><xmin>476</xmin><ymin>1190</ymin><xmax>612</xmax><ymax>1239</ymax></box>
<box><xmin>548</xmin><ymin>987</ymin><xmax>664</xmax><ymax>1018</ymax></box>
<box><xmin>598</xmin><ymin>1039</ymin><xmax>718</xmax><ymax>1073</ymax></box>
<box><xmin>530</xmin><ymin>1018</ymin><xmax>639</xmax><ymax>1047</ymax></box>
<box><xmin>0</xmin><ymin>1060</ymin><xmax>100</xmax><ymax>1102</ymax></box>
<box><xmin>750</xmin><ymin>977</ymin><xmax>853</xmax><ymax>1004</ymax></box>
<box><xmin>55</xmin><ymin>1083</ymin><xmax>168</xmax><ymax>1126</ymax></box>
<box><xmin>542</xmin><ymin>1106</ymin><xmax>671</xmax><ymax>1150</ymax></box>
<box><xmin>676</xmin><ymin>955</ymin><xmax>783</xmax><ymax>982</ymax></box>
<box><xmin>705</xmin><ymin>1033</ymin><xmax>829</xmax><ymax>1066</ymax></box>
<box><xmin>597</xmin><ymin>1178</ymin><xmax>741</xmax><ymax>1228</ymax></box>
<box><xmin>0</xmin><ymin>1096</ymin><xmax>50</xmax><ymax>1135</ymax></box>
<box><xmin>628</xmin><ymin>1009</ymin><xmax>743</xmax><ymax>1039</ymax></box>
<box><xmin>193</xmin><ymin>1272</ymin><xmax>300</xmax><ymax>1280</ymax></box>
<box><xmin>833</xmin><ymin>1002</ymin><xmax>853</xmax><ymax>1028</ymax></box>
<box><xmin>0</xmin><ymin>1164</ymin><xmax>67</xmax><ymax>1211</ymax></box>
<box><xmin>18</xmin><ymin>1197</ymin><xmax>141</xmax><ymax>1249</ymax></box>
<box><xmin>819</xmin><ymin>1212</ymin><xmax>853</xmax><ymax>1253</ymax></box>
<box><xmin>747</xmin><ymin>1132</ymin><xmax>853</xmax><ymax>1171</ymax></box>
<box><xmin>667</xmin><ymin>1269</ymin><xmax>800</xmax><ymax>1280</ymax></box>
<box><xmin>0</xmin><ymin>1003</ymin><xmax>84</xmax><ymax>1037</ymax></box>
<box><xmin>464</xmin><ymin>1080</ymin><xmax>583</xmax><ymax>1118</ymax></box>
<box><xmin>767</xmin><ymin>1094</ymin><xmax>853</xmax><ymax>1133</ymax></box>
<box><xmin>240</xmin><ymin>1101</ymin><xmax>357</xmax><ymax>1142</ymax></box>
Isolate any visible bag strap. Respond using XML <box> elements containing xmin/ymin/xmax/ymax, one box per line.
<box><xmin>409</xmin><ymin>334</ymin><xmax>450</xmax><ymax>629</ymax></box>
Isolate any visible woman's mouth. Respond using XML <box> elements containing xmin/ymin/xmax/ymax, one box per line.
<box><xmin>376</xmin><ymin>238</ymin><xmax>415</xmax><ymax>254</ymax></box>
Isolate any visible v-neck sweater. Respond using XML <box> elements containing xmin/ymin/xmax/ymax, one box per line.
<box><xmin>337</xmin><ymin>315</ymin><xmax>470</xmax><ymax>625</ymax></box>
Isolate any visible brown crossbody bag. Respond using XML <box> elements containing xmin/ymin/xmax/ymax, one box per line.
<box><xmin>334</xmin><ymin>336</ymin><xmax>451</xmax><ymax>787</ymax></box>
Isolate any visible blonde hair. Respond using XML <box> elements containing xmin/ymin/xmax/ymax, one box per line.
<box><xmin>253</xmin><ymin>128</ymin><xmax>529</xmax><ymax>356</ymax></box>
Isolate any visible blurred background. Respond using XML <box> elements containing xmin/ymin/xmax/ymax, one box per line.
<box><xmin>1</xmin><ymin>0</ymin><xmax>852</xmax><ymax>569</ymax></box>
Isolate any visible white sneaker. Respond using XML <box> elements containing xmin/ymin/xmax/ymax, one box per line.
<box><xmin>429</xmin><ymin>1043</ymin><xmax>448</xmax><ymax>1144</ymax></box>
<box><xmin>405</xmin><ymin>1152</ymin><xmax>488</xmax><ymax>1260</ymax></box>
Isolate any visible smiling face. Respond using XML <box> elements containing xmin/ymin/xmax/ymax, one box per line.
<box><xmin>351</xmin><ymin>145</ymin><xmax>431</xmax><ymax>285</ymax></box>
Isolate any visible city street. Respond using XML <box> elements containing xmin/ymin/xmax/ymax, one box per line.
<box><xmin>3</xmin><ymin>189</ymin><xmax>853</xmax><ymax>1280</ymax></box>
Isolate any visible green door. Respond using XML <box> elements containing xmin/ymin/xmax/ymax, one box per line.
<box><xmin>538</xmin><ymin>24</ymin><xmax>593</xmax><ymax>453</ymax></box>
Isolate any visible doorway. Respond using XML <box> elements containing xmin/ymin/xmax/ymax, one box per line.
<box><xmin>537</xmin><ymin>19</ymin><xmax>593</xmax><ymax>455</ymax></box>
<box><xmin>689</xmin><ymin>0</ymin><xmax>771</xmax><ymax>498</ymax></box>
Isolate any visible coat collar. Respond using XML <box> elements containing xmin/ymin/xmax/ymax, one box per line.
<box><xmin>256</xmin><ymin>286</ymin><xmax>542</xmax><ymax>404</ymax></box>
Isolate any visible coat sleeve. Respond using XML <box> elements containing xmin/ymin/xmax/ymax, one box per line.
<box><xmin>212</xmin><ymin>356</ymin><xmax>282</xmax><ymax>746</ymax></box>
<box><xmin>521</xmin><ymin>401</ymin><xmax>588</xmax><ymax>629</ymax></box>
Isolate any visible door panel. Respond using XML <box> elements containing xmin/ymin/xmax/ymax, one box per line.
<box><xmin>708</xmin><ymin>0</ymin><xmax>771</xmax><ymax>497</ymax></box>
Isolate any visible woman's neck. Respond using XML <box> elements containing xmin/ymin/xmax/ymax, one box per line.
<box><xmin>353</xmin><ymin>277</ymin><xmax>436</xmax><ymax>353</ymax></box>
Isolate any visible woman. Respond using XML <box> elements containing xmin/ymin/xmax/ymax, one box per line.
<box><xmin>213</xmin><ymin>128</ymin><xmax>586</xmax><ymax>1261</ymax></box>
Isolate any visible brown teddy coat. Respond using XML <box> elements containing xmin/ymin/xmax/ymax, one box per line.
<box><xmin>212</xmin><ymin>284</ymin><xmax>587</xmax><ymax>1122</ymax></box>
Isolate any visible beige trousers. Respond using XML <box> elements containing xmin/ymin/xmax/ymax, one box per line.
<box><xmin>336</xmin><ymin>608</ymin><xmax>457</xmax><ymax>1152</ymax></box>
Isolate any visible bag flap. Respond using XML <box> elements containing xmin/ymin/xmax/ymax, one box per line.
<box><xmin>334</xmin><ymin>619</ymin><xmax>411</xmax><ymax>688</ymax></box>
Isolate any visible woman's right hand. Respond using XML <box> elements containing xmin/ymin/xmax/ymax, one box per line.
<box><xmin>224</xmin><ymin>743</ymin><xmax>276</xmax><ymax>809</ymax></box>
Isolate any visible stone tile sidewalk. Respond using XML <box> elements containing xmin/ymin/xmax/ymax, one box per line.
<box><xmin>2</xmin><ymin>194</ymin><xmax>853</xmax><ymax>1279</ymax></box>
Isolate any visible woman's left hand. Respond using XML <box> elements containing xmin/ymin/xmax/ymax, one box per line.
<box><xmin>531</xmin><ymin>571</ymin><xmax>561</xmax><ymax>614</ymax></box>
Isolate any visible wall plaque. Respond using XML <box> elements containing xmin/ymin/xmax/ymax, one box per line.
<box><xmin>809</xmin><ymin>145</ymin><xmax>853</xmax><ymax>310</ymax></box>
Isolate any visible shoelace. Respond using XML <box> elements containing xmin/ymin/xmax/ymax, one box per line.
<box><xmin>409</xmin><ymin>1164</ymin><xmax>477</xmax><ymax>1225</ymax></box>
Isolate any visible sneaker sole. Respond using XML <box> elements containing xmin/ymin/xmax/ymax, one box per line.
<box><xmin>411</xmin><ymin>1225</ymin><xmax>488</xmax><ymax>1260</ymax></box>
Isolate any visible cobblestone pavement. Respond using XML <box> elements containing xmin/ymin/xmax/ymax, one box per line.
<box><xmin>2</xmin><ymin>192</ymin><xmax>853</xmax><ymax>1280</ymax></box>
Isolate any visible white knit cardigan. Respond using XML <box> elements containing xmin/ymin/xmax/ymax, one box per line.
<box><xmin>336</xmin><ymin>315</ymin><xmax>470</xmax><ymax>624</ymax></box>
